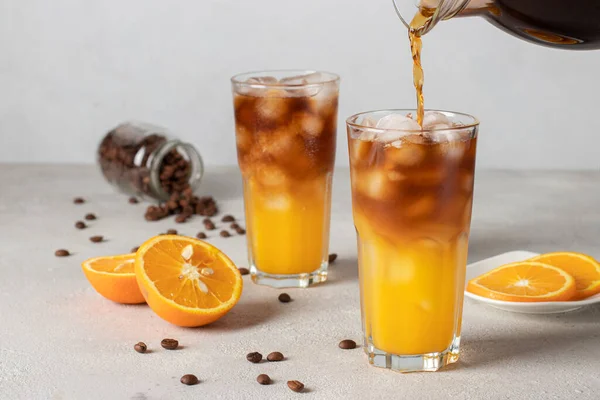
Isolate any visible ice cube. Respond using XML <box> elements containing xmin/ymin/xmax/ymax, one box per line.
<box><xmin>361</xmin><ymin>116</ymin><xmax>378</xmax><ymax>128</ymax></box>
<box><xmin>263</xmin><ymin>193</ymin><xmax>292</xmax><ymax>210</ymax></box>
<box><xmin>280</xmin><ymin>73</ymin><xmax>323</xmax><ymax>97</ymax></box>
<box><xmin>375</xmin><ymin>114</ymin><xmax>421</xmax><ymax>143</ymax></box>
<box><xmin>247</xmin><ymin>76</ymin><xmax>278</xmax><ymax>85</ymax></box>
<box><xmin>293</xmin><ymin>111</ymin><xmax>324</xmax><ymax>137</ymax></box>
<box><xmin>255</xmin><ymin>165</ymin><xmax>287</xmax><ymax>187</ymax></box>
<box><xmin>256</xmin><ymin>92</ymin><xmax>288</xmax><ymax>121</ymax></box>
<box><xmin>385</xmin><ymin>141</ymin><xmax>426</xmax><ymax>167</ymax></box>
<box><xmin>422</xmin><ymin>111</ymin><xmax>450</xmax><ymax>129</ymax></box>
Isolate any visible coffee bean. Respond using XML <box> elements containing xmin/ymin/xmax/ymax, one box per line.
<box><xmin>196</xmin><ymin>232</ymin><xmax>207</xmax><ymax>239</ymax></box>
<box><xmin>328</xmin><ymin>253</ymin><xmax>338</xmax><ymax>263</ymax></box>
<box><xmin>75</xmin><ymin>221</ymin><xmax>86</xmax><ymax>229</ymax></box>
<box><xmin>166</xmin><ymin>229</ymin><xmax>178</xmax><ymax>235</ymax></box>
<box><xmin>202</xmin><ymin>218</ymin><xmax>212</xmax><ymax>224</ymax></box>
<box><xmin>55</xmin><ymin>249</ymin><xmax>70</xmax><ymax>257</ymax></box>
<box><xmin>230</xmin><ymin>223</ymin><xmax>240</xmax><ymax>230</ymax></box>
<box><xmin>129</xmin><ymin>197</ymin><xmax>139</xmax><ymax>204</ymax></box>
<box><xmin>257</xmin><ymin>374</ymin><xmax>271</xmax><ymax>385</ymax></box>
<box><xmin>180</xmin><ymin>374</ymin><xmax>199</xmax><ymax>386</ymax></box>
<box><xmin>204</xmin><ymin>221</ymin><xmax>216</xmax><ymax>230</ymax></box>
<box><xmin>85</xmin><ymin>213</ymin><xmax>96</xmax><ymax>221</ymax></box>
<box><xmin>175</xmin><ymin>214</ymin><xmax>189</xmax><ymax>224</ymax></box>
<box><xmin>73</xmin><ymin>197</ymin><xmax>85</xmax><ymax>204</ymax></box>
<box><xmin>235</xmin><ymin>228</ymin><xmax>246</xmax><ymax>235</ymax></box>
<box><xmin>246</xmin><ymin>352</ymin><xmax>262</xmax><ymax>363</ymax></box>
<box><xmin>161</xmin><ymin>338</ymin><xmax>179</xmax><ymax>350</ymax></box>
<box><xmin>238</xmin><ymin>267</ymin><xmax>249</xmax><ymax>276</ymax></box>
<box><xmin>339</xmin><ymin>339</ymin><xmax>357</xmax><ymax>350</ymax></box>
<box><xmin>222</xmin><ymin>215</ymin><xmax>235</xmax><ymax>222</ymax></box>
<box><xmin>220</xmin><ymin>230</ymin><xmax>231</xmax><ymax>238</ymax></box>
<box><xmin>89</xmin><ymin>235</ymin><xmax>103</xmax><ymax>243</ymax></box>
<box><xmin>287</xmin><ymin>380</ymin><xmax>304</xmax><ymax>393</ymax></box>
<box><xmin>278</xmin><ymin>293</ymin><xmax>291</xmax><ymax>303</ymax></box>
<box><xmin>131</xmin><ymin>246</ymin><xmax>139</xmax><ymax>253</ymax></box>
<box><xmin>134</xmin><ymin>342</ymin><xmax>147</xmax><ymax>353</ymax></box>
<box><xmin>267</xmin><ymin>351</ymin><xmax>284</xmax><ymax>362</ymax></box>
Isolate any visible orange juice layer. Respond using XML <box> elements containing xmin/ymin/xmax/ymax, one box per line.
<box><xmin>244</xmin><ymin>175</ymin><xmax>331</xmax><ymax>275</ymax></box>
<box><xmin>357</xmin><ymin>217</ymin><xmax>468</xmax><ymax>355</ymax></box>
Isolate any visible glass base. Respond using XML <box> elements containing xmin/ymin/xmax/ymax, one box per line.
<box><xmin>365</xmin><ymin>335</ymin><xmax>461</xmax><ymax>373</ymax></box>
<box><xmin>250</xmin><ymin>263</ymin><xmax>328</xmax><ymax>288</ymax></box>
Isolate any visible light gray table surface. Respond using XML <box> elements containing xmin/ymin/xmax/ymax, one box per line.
<box><xmin>1</xmin><ymin>164</ymin><xmax>599</xmax><ymax>400</ymax></box>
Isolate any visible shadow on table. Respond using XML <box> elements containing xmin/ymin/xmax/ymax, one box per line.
<box><xmin>199</xmin><ymin>298</ymin><xmax>282</xmax><ymax>331</ymax></box>
<box><xmin>326</xmin><ymin>257</ymin><xmax>358</xmax><ymax>285</ymax></box>
<box><xmin>458</xmin><ymin>304</ymin><xmax>600</xmax><ymax>370</ymax></box>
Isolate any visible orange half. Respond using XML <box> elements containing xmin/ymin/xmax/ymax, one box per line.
<box><xmin>82</xmin><ymin>253</ymin><xmax>145</xmax><ymax>304</ymax></box>
<box><xmin>529</xmin><ymin>252</ymin><xmax>600</xmax><ymax>300</ymax></box>
<box><xmin>135</xmin><ymin>235</ymin><xmax>243</xmax><ymax>327</ymax></box>
<box><xmin>467</xmin><ymin>261</ymin><xmax>576</xmax><ymax>302</ymax></box>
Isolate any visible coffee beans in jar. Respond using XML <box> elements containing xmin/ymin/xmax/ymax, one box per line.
<box><xmin>97</xmin><ymin>122</ymin><xmax>203</xmax><ymax>202</ymax></box>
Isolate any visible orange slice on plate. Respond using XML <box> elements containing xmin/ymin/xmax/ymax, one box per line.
<box><xmin>528</xmin><ymin>252</ymin><xmax>600</xmax><ymax>300</ymax></box>
<box><xmin>135</xmin><ymin>235</ymin><xmax>243</xmax><ymax>327</ymax></box>
<box><xmin>82</xmin><ymin>253</ymin><xmax>145</xmax><ymax>304</ymax></box>
<box><xmin>467</xmin><ymin>261</ymin><xmax>576</xmax><ymax>302</ymax></box>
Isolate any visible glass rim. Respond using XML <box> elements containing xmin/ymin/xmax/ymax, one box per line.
<box><xmin>231</xmin><ymin>69</ymin><xmax>340</xmax><ymax>90</ymax></box>
<box><xmin>346</xmin><ymin>109</ymin><xmax>480</xmax><ymax>133</ymax></box>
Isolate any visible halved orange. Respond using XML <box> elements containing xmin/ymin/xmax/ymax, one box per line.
<box><xmin>467</xmin><ymin>261</ymin><xmax>576</xmax><ymax>302</ymax></box>
<box><xmin>135</xmin><ymin>235</ymin><xmax>243</xmax><ymax>327</ymax></box>
<box><xmin>529</xmin><ymin>252</ymin><xmax>600</xmax><ymax>300</ymax></box>
<box><xmin>82</xmin><ymin>253</ymin><xmax>145</xmax><ymax>304</ymax></box>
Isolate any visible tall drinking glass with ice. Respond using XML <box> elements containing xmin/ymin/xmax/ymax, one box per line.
<box><xmin>231</xmin><ymin>70</ymin><xmax>340</xmax><ymax>288</ymax></box>
<box><xmin>346</xmin><ymin>109</ymin><xmax>479</xmax><ymax>372</ymax></box>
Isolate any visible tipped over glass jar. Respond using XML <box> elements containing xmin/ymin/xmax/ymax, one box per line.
<box><xmin>97</xmin><ymin>122</ymin><xmax>203</xmax><ymax>202</ymax></box>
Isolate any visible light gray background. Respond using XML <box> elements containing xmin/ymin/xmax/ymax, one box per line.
<box><xmin>1</xmin><ymin>0</ymin><xmax>599</xmax><ymax>169</ymax></box>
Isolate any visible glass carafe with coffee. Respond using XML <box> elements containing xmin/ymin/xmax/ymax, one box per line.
<box><xmin>394</xmin><ymin>0</ymin><xmax>600</xmax><ymax>50</ymax></box>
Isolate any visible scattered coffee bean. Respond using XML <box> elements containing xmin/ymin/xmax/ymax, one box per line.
<box><xmin>238</xmin><ymin>267</ymin><xmax>249</xmax><ymax>276</ymax></box>
<box><xmin>73</xmin><ymin>197</ymin><xmax>85</xmax><ymax>204</ymax></box>
<box><xmin>134</xmin><ymin>342</ymin><xmax>147</xmax><ymax>353</ymax></box>
<box><xmin>246</xmin><ymin>352</ymin><xmax>262</xmax><ymax>363</ymax></box>
<box><xmin>220</xmin><ymin>230</ymin><xmax>231</xmax><ymax>238</ymax></box>
<box><xmin>257</xmin><ymin>374</ymin><xmax>271</xmax><ymax>385</ymax></box>
<box><xmin>161</xmin><ymin>338</ymin><xmax>179</xmax><ymax>350</ymax></box>
<box><xmin>235</xmin><ymin>228</ymin><xmax>246</xmax><ymax>235</ymax></box>
<box><xmin>328</xmin><ymin>253</ymin><xmax>338</xmax><ymax>263</ymax></box>
<box><xmin>89</xmin><ymin>235</ymin><xmax>104</xmax><ymax>243</ymax></box>
<box><xmin>85</xmin><ymin>213</ymin><xmax>97</xmax><ymax>221</ymax></box>
<box><xmin>128</xmin><ymin>197</ymin><xmax>139</xmax><ymax>204</ymax></box>
<box><xmin>131</xmin><ymin>246</ymin><xmax>139</xmax><ymax>253</ymax></box>
<box><xmin>55</xmin><ymin>249</ymin><xmax>70</xmax><ymax>257</ymax></box>
<box><xmin>202</xmin><ymin>218</ymin><xmax>211</xmax><ymax>224</ymax></box>
<box><xmin>230</xmin><ymin>223</ymin><xmax>240</xmax><ymax>230</ymax></box>
<box><xmin>222</xmin><ymin>215</ymin><xmax>235</xmax><ymax>222</ymax></box>
<box><xmin>204</xmin><ymin>220</ymin><xmax>216</xmax><ymax>230</ymax></box>
<box><xmin>166</xmin><ymin>229</ymin><xmax>178</xmax><ymax>235</ymax></box>
<box><xmin>196</xmin><ymin>232</ymin><xmax>207</xmax><ymax>239</ymax></box>
<box><xmin>180</xmin><ymin>374</ymin><xmax>199</xmax><ymax>386</ymax></box>
<box><xmin>339</xmin><ymin>339</ymin><xmax>357</xmax><ymax>350</ymax></box>
<box><xmin>267</xmin><ymin>351</ymin><xmax>284</xmax><ymax>362</ymax></box>
<box><xmin>75</xmin><ymin>221</ymin><xmax>87</xmax><ymax>229</ymax></box>
<box><xmin>278</xmin><ymin>293</ymin><xmax>291</xmax><ymax>303</ymax></box>
<box><xmin>287</xmin><ymin>380</ymin><xmax>304</xmax><ymax>393</ymax></box>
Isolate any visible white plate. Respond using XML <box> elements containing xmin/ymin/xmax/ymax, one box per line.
<box><xmin>465</xmin><ymin>250</ymin><xmax>600</xmax><ymax>314</ymax></box>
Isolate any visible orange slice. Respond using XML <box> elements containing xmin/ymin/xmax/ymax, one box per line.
<box><xmin>135</xmin><ymin>235</ymin><xmax>243</xmax><ymax>327</ymax></box>
<box><xmin>528</xmin><ymin>252</ymin><xmax>600</xmax><ymax>300</ymax></box>
<box><xmin>467</xmin><ymin>261</ymin><xmax>576</xmax><ymax>302</ymax></box>
<box><xmin>82</xmin><ymin>253</ymin><xmax>145</xmax><ymax>304</ymax></box>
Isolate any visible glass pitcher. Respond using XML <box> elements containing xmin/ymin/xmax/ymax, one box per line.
<box><xmin>393</xmin><ymin>0</ymin><xmax>600</xmax><ymax>49</ymax></box>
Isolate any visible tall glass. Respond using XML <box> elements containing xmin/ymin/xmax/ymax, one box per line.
<box><xmin>346</xmin><ymin>109</ymin><xmax>478</xmax><ymax>372</ymax></box>
<box><xmin>231</xmin><ymin>70</ymin><xmax>340</xmax><ymax>288</ymax></box>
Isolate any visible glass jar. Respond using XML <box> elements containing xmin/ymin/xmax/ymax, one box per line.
<box><xmin>393</xmin><ymin>0</ymin><xmax>600</xmax><ymax>49</ymax></box>
<box><xmin>97</xmin><ymin>122</ymin><xmax>203</xmax><ymax>202</ymax></box>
